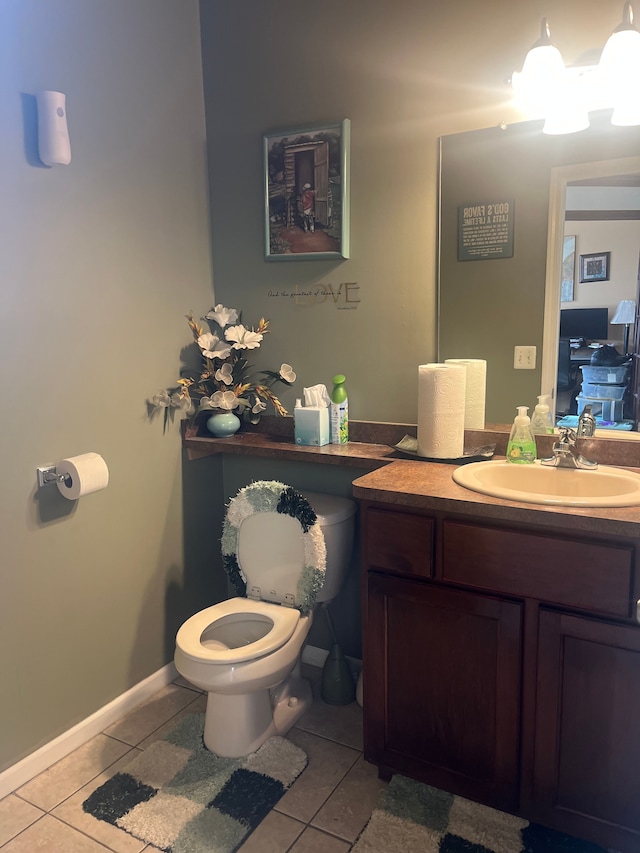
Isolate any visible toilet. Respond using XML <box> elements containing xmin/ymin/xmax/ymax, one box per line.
<box><xmin>174</xmin><ymin>481</ymin><xmax>356</xmax><ymax>757</ymax></box>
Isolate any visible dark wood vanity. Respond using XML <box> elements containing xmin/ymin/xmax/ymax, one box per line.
<box><xmin>354</xmin><ymin>460</ymin><xmax>640</xmax><ymax>853</ymax></box>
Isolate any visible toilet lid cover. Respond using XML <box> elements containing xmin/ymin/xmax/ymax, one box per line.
<box><xmin>221</xmin><ymin>481</ymin><xmax>326</xmax><ymax>614</ymax></box>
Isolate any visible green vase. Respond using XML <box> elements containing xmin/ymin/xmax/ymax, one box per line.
<box><xmin>206</xmin><ymin>411</ymin><xmax>241</xmax><ymax>437</ymax></box>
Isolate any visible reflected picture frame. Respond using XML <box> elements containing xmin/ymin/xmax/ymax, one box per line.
<box><xmin>561</xmin><ymin>235</ymin><xmax>576</xmax><ymax>302</ymax></box>
<box><xmin>579</xmin><ymin>251</ymin><xmax>610</xmax><ymax>283</ymax></box>
<box><xmin>263</xmin><ymin>119</ymin><xmax>350</xmax><ymax>261</ymax></box>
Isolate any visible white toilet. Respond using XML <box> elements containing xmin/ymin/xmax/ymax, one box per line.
<box><xmin>174</xmin><ymin>481</ymin><xmax>356</xmax><ymax>757</ymax></box>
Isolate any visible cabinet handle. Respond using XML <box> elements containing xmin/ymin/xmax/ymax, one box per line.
<box><xmin>637</xmin><ymin>599</ymin><xmax>640</xmax><ymax>623</ymax></box>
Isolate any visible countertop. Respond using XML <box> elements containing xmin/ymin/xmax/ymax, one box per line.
<box><xmin>352</xmin><ymin>460</ymin><xmax>640</xmax><ymax>538</ymax></box>
<box><xmin>183</xmin><ymin>415</ymin><xmax>640</xmax><ymax>537</ymax></box>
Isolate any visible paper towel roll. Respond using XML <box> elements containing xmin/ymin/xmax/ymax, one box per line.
<box><xmin>417</xmin><ymin>363</ymin><xmax>466</xmax><ymax>458</ymax></box>
<box><xmin>56</xmin><ymin>452</ymin><xmax>109</xmax><ymax>500</ymax></box>
<box><xmin>444</xmin><ymin>358</ymin><xmax>487</xmax><ymax>429</ymax></box>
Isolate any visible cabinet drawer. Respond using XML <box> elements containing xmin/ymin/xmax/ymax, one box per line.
<box><xmin>365</xmin><ymin>508</ymin><xmax>433</xmax><ymax>577</ymax></box>
<box><xmin>442</xmin><ymin>521</ymin><xmax>634</xmax><ymax>619</ymax></box>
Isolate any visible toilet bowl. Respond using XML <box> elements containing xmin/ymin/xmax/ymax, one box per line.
<box><xmin>174</xmin><ymin>481</ymin><xmax>356</xmax><ymax>757</ymax></box>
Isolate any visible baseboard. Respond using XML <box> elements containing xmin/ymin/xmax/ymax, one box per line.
<box><xmin>0</xmin><ymin>662</ymin><xmax>178</xmax><ymax>799</ymax></box>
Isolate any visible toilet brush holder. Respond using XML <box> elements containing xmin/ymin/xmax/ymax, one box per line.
<box><xmin>321</xmin><ymin>643</ymin><xmax>356</xmax><ymax>705</ymax></box>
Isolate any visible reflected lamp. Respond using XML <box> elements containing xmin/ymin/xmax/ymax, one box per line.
<box><xmin>611</xmin><ymin>299</ymin><xmax>637</xmax><ymax>354</ymax></box>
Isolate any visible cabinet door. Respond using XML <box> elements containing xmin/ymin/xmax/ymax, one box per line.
<box><xmin>533</xmin><ymin>609</ymin><xmax>640</xmax><ymax>851</ymax></box>
<box><xmin>365</xmin><ymin>572</ymin><xmax>522</xmax><ymax>810</ymax></box>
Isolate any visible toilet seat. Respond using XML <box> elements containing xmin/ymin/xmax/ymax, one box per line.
<box><xmin>221</xmin><ymin>481</ymin><xmax>326</xmax><ymax>612</ymax></box>
<box><xmin>176</xmin><ymin>598</ymin><xmax>300</xmax><ymax>665</ymax></box>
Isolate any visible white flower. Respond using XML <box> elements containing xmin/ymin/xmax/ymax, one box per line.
<box><xmin>197</xmin><ymin>332</ymin><xmax>232</xmax><ymax>360</ymax></box>
<box><xmin>279</xmin><ymin>363</ymin><xmax>296</xmax><ymax>383</ymax></box>
<box><xmin>252</xmin><ymin>396</ymin><xmax>267</xmax><ymax>414</ymax></box>
<box><xmin>199</xmin><ymin>396</ymin><xmax>215</xmax><ymax>409</ymax></box>
<box><xmin>225</xmin><ymin>324</ymin><xmax>263</xmax><ymax>350</ymax></box>
<box><xmin>150</xmin><ymin>389</ymin><xmax>171</xmax><ymax>408</ymax></box>
<box><xmin>215</xmin><ymin>363</ymin><xmax>234</xmax><ymax>385</ymax></box>
<box><xmin>211</xmin><ymin>390</ymin><xmax>239</xmax><ymax>410</ymax></box>
<box><xmin>206</xmin><ymin>304</ymin><xmax>239</xmax><ymax>328</ymax></box>
<box><xmin>170</xmin><ymin>392</ymin><xmax>192</xmax><ymax>412</ymax></box>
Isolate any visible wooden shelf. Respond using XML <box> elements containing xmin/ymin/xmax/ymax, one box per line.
<box><xmin>181</xmin><ymin>416</ymin><xmax>409</xmax><ymax>468</ymax></box>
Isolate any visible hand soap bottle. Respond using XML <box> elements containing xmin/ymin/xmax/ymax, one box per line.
<box><xmin>506</xmin><ymin>406</ymin><xmax>537</xmax><ymax>464</ymax></box>
<box><xmin>531</xmin><ymin>395</ymin><xmax>554</xmax><ymax>435</ymax></box>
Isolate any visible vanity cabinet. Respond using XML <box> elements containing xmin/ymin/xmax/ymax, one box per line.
<box><xmin>533</xmin><ymin>610</ymin><xmax>640</xmax><ymax>842</ymax></box>
<box><xmin>366</xmin><ymin>570</ymin><xmax>522</xmax><ymax>810</ymax></box>
<box><xmin>360</xmin><ymin>501</ymin><xmax>640</xmax><ymax>853</ymax></box>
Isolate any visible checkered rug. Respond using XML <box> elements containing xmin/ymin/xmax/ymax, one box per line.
<box><xmin>82</xmin><ymin>712</ymin><xmax>307</xmax><ymax>853</ymax></box>
<box><xmin>351</xmin><ymin>774</ymin><xmax>608</xmax><ymax>853</ymax></box>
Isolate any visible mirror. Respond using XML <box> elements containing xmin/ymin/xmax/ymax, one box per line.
<box><xmin>540</xmin><ymin>158</ymin><xmax>640</xmax><ymax>429</ymax></box>
<box><xmin>438</xmin><ymin>114</ymin><xmax>640</xmax><ymax>429</ymax></box>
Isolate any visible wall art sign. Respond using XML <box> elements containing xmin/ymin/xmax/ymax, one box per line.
<box><xmin>579</xmin><ymin>251</ymin><xmax>610</xmax><ymax>283</ymax></box>
<box><xmin>457</xmin><ymin>199</ymin><xmax>514</xmax><ymax>261</ymax></box>
<box><xmin>264</xmin><ymin>119</ymin><xmax>350</xmax><ymax>261</ymax></box>
<box><xmin>267</xmin><ymin>282</ymin><xmax>360</xmax><ymax>308</ymax></box>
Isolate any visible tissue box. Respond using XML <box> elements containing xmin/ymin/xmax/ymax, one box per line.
<box><xmin>294</xmin><ymin>407</ymin><xmax>330</xmax><ymax>446</ymax></box>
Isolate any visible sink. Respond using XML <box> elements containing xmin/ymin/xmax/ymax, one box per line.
<box><xmin>452</xmin><ymin>460</ymin><xmax>640</xmax><ymax>507</ymax></box>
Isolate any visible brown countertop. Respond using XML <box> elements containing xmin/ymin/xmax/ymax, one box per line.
<box><xmin>182</xmin><ymin>416</ymin><xmax>420</xmax><ymax>468</ymax></box>
<box><xmin>183</xmin><ymin>415</ymin><xmax>640</xmax><ymax>537</ymax></box>
<box><xmin>352</xmin><ymin>460</ymin><xmax>640</xmax><ymax>538</ymax></box>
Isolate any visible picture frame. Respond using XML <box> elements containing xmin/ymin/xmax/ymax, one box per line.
<box><xmin>263</xmin><ymin>119</ymin><xmax>350</xmax><ymax>261</ymax></box>
<box><xmin>561</xmin><ymin>235</ymin><xmax>576</xmax><ymax>302</ymax></box>
<box><xmin>579</xmin><ymin>251</ymin><xmax>610</xmax><ymax>283</ymax></box>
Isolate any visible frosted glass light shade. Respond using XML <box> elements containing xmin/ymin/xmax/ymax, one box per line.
<box><xmin>543</xmin><ymin>109</ymin><xmax>590</xmax><ymax>135</ymax></box>
<box><xmin>599</xmin><ymin>28</ymin><xmax>640</xmax><ymax>125</ymax></box>
<box><xmin>513</xmin><ymin>44</ymin><xmax>566</xmax><ymax>117</ymax></box>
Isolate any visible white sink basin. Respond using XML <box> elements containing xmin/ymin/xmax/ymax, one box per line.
<box><xmin>452</xmin><ymin>459</ymin><xmax>640</xmax><ymax>507</ymax></box>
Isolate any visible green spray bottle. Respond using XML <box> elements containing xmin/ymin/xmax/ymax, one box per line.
<box><xmin>330</xmin><ymin>374</ymin><xmax>348</xmax><ymax>444</ymax></box>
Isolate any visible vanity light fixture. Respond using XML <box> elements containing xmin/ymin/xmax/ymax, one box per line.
<box><xmin>511</xmin><ymin>2</ymin><xmax>640</xmax><ymax>134</ymax></box>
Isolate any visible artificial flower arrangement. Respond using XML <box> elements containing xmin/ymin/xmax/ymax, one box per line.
<box><xmin>150</xmin><ymin>304</ymin><xmax>296</xmax><ymax>430</ymax></box>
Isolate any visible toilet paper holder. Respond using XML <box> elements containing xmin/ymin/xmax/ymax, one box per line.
<box><xmin>36</xmin><ymin>465</ymin><xmax>71</xmax><ymax>489</ymax></box>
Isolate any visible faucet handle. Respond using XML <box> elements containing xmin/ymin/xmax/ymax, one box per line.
<box><xmin>558</xmin><ymin>426</ymin><xmax>576</xmax><ymax>445</ymax></box>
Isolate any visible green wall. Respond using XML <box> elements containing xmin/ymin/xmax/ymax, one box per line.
<box><xmin>0</xmin><ymin>1</ymin><xmax>217</xmax><ymax>773</ymax></box>
<box><xmin>198</xmin><ymin>0</ymin><xmax>626</xmax><ymax>424</ymax></box>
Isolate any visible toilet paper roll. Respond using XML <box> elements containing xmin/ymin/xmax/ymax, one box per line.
<box><xmin>417</xmin><ymin>363</ymin><xmax>466</xmax><ymax>458</ymax></box>
<box><xmin>444</xmin><ymin>358</ymin><xmax>487</xmax><ymax>429</ymax></box>
<box><xmin>56</xmin><ymin>452</ymin><xmax>109</xmax><ymax>500</ymax></box>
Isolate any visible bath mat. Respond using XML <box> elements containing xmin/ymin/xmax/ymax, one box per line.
<box><xmin>82</xmin><ymin>712</ymin><xmax>307</xmax><ymax>853</ymax></box>
<box><xmin>351</xmin><ymin>774</ymin><xmax>608</xmax><ymax>853</ymax></box>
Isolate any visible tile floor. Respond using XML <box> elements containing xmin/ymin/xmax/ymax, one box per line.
<box><xmin>0</xmin><ymin>667</ymin><xmax>385</xmax><ymax>852</ymax></box>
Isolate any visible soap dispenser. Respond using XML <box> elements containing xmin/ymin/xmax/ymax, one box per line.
<box><xmin>506</xmin><ymin>406</ymin><xmax>537</xmax><ymax>464</ymax></box>
<box><xmin>531</xmin><ymin>395</ymin><xmax>554</xmax><ymax>435</ymax></box>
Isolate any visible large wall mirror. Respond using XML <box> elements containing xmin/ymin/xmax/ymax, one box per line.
<box><xmin>438</xmin><ymin>114</ymin><xmax>640</xmax><ymax>432</ymax></box>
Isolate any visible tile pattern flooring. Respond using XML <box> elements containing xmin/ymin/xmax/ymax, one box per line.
<box><xmin>1</xmin><ymin>668</ymin><xmax>384</xmax><ymax>852</ymax></box>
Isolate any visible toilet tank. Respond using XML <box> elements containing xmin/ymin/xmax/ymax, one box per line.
<box><xmin>304</xmin><ymin>491</ymin><xmax>356</xmax><ymax>603</ymax></box>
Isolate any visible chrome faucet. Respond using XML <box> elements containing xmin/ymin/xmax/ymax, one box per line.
<box><xmin>576</xmin><ymin>404</ymin><xmax>597</xmax><ymax>438</ymax></box>
<box><xmin>541</xmin><ymin>407</ymin><xmax>598</xmax><ymax>469</ymax></box>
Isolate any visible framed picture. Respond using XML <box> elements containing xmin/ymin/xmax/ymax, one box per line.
<box><xmin>561</xmin><ymin>235</ymin><xmax>576</xmax><ymax>302</ymax></box>
<box><xmin>263</xmin><ymin>119</ymin><xmax>350</xmax><ymax>261</ymax></box>
<box><xmin>579</xmin><ymin>251</ymin><xmax>610</xmax><ymax>283</ymax></box>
